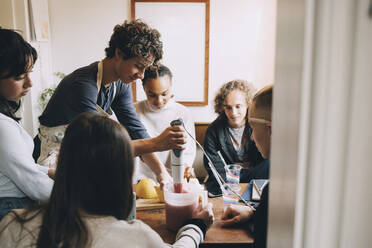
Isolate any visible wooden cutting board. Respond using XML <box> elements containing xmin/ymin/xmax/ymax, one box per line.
<box><xmin>136</xmin><ymin>198</ymin><xmax>165</xmax><ymax>210</ymax></box>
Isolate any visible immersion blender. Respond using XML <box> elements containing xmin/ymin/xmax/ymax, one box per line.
<box><xmin>170</xmin><ymin>119</ymin><xmax>184</xmax><ymax>193</ymax></box>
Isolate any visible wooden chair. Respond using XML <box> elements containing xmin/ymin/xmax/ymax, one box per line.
<box><xmin>192</xmin><ymin>122</ymin><xmax>210</xmax><ymax>181</ymax></box>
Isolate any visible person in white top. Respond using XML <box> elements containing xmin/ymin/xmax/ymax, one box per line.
<box><xmin>134</xmin><ymin>64</ymin><xmax>196</xmax><ymax>182</ymax></box>
<box><xmin>0</xmin><ymin>113</ymin><xmax>213</xmax><ymax>248</ymax></box>
<box><xmin>0</xmin><ymin>28</ymin><xmax>53</xmax><ymax>220</ymax></box>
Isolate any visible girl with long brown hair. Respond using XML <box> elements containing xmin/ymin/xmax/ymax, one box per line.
<box><xmin>0</xmin><ymin>113</ymin><xmax>213</xmax><ymax>247</ymax></box>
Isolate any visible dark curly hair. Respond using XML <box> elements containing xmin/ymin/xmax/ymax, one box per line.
<box><xmin>214</xmin><ymin>79</ymin><xmax>256</xmax><ymax>116</ymax></box>
<box><xmin>105</xmin><ymin>19</ymin><xmax>163</xmax><ymax>65</ymax></box>
<box><xmin>142</xmin><ymin>64</ymin><xmax>172</xmax><ymax>85</ymax></box>
<box><xmin>0</xmin><ymin>28</ymin><xmax>37</xmax><ymax>122</ymax></box>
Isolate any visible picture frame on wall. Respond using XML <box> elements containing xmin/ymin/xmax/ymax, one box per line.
<box><xmin>131</xmin><ymin>0</ymin><xmax>210</xmax><ymax>106</ymax></box>
<box><xmin>29</xmin><ymin>0</ymin><xmax>50</xmax><ymax>41</ymax></box>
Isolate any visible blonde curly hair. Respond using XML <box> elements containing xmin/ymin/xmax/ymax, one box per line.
<box><xmin>214</xmin><ymin>79</ymin><xmax>256</xmax><ymax>115</ymax></box>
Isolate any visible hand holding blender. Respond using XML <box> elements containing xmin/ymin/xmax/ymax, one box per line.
<box><xmin>170</xmin><ymin>119</ymin><xmax>184</xmax><ymax>193</ymax></box>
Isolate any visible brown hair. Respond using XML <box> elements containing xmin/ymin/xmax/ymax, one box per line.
<box><xmin>105</xmin><ymin>19</ymin><xmax>163</xmax><ymax>65</ymax></box>
<box><xmin>0</xmin><ymin>28</ymin><xmax>37</xmax><ymax>122</ymax></box>
<box><xmin>1</xmin><ymin>113</ymin><xmax>134</xmax><ymax>248</ymax></box>
<box><xmin>142</xmin><ymin>64</ymin><xmax>172</xmax><ymax>85</ymax></box>
<box><xmin>251</xmin><ymin>85</ymin><xmax>273</xmax><ymax>121</ymax></box>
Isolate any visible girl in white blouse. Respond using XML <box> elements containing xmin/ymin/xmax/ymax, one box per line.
<box><xmin>0</xmin><ymin>28</ymin><xmax>53</xmax><ymax>219</ymax></box>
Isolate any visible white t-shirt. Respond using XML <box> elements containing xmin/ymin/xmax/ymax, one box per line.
<box><xmin>133</xmin><ymin>99</ymin><xmax>196</xmax><ymax>182</ymax></box>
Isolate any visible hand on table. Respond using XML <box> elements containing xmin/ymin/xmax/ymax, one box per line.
<box><xmin>220</xmin><ymin>204</ymin><xmax>254</xmax><ymax>227</ymax></box>
<box><xmin>192</xmin><ymin>202</ymin><xmax>214</xmax><ymax>228</ymax></box>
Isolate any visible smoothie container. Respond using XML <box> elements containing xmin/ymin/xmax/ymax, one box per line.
<box><xmin>164</xmin><ymin>183</ymin><xmax>203</xmax><ymax>231</ymax></box>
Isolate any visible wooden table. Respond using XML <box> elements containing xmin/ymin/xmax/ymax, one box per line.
<box><xmin>136</xmin><ymin>184</ymin><xmax>253</xmax><ymax>248</ymax></box>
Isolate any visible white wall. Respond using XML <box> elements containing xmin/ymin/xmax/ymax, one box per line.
<box><xmin>0</xmin><ymin>0</ymin><xmax>54</xmax><ymax>136</ymax></box>
<box><xmin>48</xmin><ymin>0</ymin><xmax>129</xmax><ymax>74</ymax></box>
<box><xmin>0</xmin><ymin>0</ymin><xmax>16</xmax><ymax>29</ymax></box>
<box><xmin>193</xmin><ymin>0</ymin><xmax>276</xmax><ymax>121</ymax></box>
<box><xmin>48</xmin><ymin>0</ymin><xmax>276</xmax><ymax>122</ymax></box>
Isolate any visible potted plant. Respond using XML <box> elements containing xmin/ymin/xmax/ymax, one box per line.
<box><xmin>38</xmin><ymin>72</ymin><xmax>66</xmax><ymax>111</ymax></box>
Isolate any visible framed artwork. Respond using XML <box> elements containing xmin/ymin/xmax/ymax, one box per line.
<box><xmin>29</xmin><ymin>0</ymin><xmax>51</xmax><ymax>41</ymax></box>
<box><xmin>131</xmin><ymin>0</ymin><xmax>210</xmax><ymax>106</ymax></box>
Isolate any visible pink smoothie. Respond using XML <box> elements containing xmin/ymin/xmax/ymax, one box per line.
<box><xmin>174</xmin><ymin>183</ymin><xmax>183</xmax><ymax>193</ymax></box>
<box><xmin>165</xmin><ymin>201</ymin><xmax>197</xmax><ymax>231</ymax></box>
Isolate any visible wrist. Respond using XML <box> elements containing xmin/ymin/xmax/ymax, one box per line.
<box><xmin>151</xmin><ymin>135</ymin><xmax>163</xmax><ymax>152</ymax></box>
<box><xmin>147</xmin><ymin>137</ymin><xmax>158</xmax><ymax>153</ymax></box>
<box><xmin>132</xmin><ymin>138</ymin><xmax>158</xmax><ymax>156</ymax></box>
<box><xmin>183</xmin><ymin>218</ymin><xmax>207</xmax><ymax>235</ymax></box>
<box><xmin>156</xmin><ymin>168</ymin><xmax>167</xmax><ymax>177</ymax></box>
<box><xmin>243</xmin><ymin>206</ymin><xmax>256</xmax><ymax>221</ymax></box>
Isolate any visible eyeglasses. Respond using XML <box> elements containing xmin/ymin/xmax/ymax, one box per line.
<box><xmin>249</xmin><ymin>117</ymin><xmax>271</xmax><ymax>125</ymax></box>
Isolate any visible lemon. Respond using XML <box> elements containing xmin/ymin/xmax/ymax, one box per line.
<box><xmin>136</xmin><ymin>178</ymin><xmax>158</xmax><ymax>199</ymax></box>
<box><xmin>154</xmin><ymin>185</ymin><xmax>164</xmax><ymax>203</ymax></box>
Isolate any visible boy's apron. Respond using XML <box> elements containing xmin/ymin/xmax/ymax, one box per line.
<box><xmin>37</xmin><ymin>61</ymin><xmax>116</xmax><ymax>168</ymax></box>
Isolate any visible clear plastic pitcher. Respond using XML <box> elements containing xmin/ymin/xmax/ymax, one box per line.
<box><xmin>164</xmin><ymin>183</ymin><xmax>203</xmax><ymax>231</ymax></box>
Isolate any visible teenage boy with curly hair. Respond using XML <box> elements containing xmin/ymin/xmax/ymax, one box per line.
<box><xmin>35</xmin><ymin>20</ymin><xmax>185</xmax><ymax>185</ymax></box>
